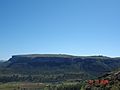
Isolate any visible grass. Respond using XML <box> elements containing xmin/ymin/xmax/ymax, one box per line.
<box><xmin>0</xmin><ymin>83</ymin><xmax>18</xmax><ymax>90</ymax></box>
<box><xmin>0</xmin><ymin>82</ymin><xmax>46</xmax><ymax>90</ymax></box>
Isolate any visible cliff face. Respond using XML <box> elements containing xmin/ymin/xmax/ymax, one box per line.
<box><xmin>9</xmin><ymin>55</ymin><xmax>73</xmax><ymax>63</ymax></box>
<box><xmin>6</xmin><ymin>54</ymin><xmax>120</xmax><ymax>76</ymax></box>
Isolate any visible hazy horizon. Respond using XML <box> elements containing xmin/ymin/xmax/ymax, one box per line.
<box><xmin>0</xmin><ymin>0</ymin><xmax>120</xmax><ymax>60</ymax></box>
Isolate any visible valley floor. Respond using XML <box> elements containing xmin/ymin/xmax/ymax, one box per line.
<box><xmin>0</xmin><ymin>81</ymin><xmax>120</xmax><ymax>90</ymax></box>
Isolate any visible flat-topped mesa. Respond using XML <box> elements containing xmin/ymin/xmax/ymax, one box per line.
<box><xmin>8</xmin><ymin>54</ymin><xmax>77</xmax><ymax>63</ymax></box>
<box><xmin>8</xmin><ymin>54</ymin><xmax>119</xmax><ymax>65</ymax></box>
<box><xmin>12</xmin><ymin>54</ymin><xmax>75</xmax><ymax>58</ymax></box>
<box><xmin>4</xmin><ymin>54</ymin><xmax>120</xmax><ymax>78</ymax></box>
<box><xmin>11</xmin><ymin>54</ymin><xmax>112</xmax><ymax>59</ymax></box>
<box><xmin>8</xmin><ymin>54</ymin><xmax>118</xmax><ymax>63</ymax></box>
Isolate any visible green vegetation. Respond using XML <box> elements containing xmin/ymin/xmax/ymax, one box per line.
<box><xmin>0</xmin><ymin>54</ymin><xmax>120</xmax><ymax>90</ymax></box>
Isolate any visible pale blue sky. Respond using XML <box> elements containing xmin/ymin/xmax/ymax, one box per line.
<box><xmin>0</xmin><ymin>0</ymin><xmax>120</xmax><ymax>60</ymax></box>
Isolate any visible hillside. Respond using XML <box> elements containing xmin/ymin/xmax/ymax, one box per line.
<box><xmin>0</xmin><ymin>54</ymin><xmax>120</xmax><ymax>83</ymax></box>
<box><xmin>84</xmin><ymin>69</ymin><xmax>120</xmax><ymax>90</ymax></box>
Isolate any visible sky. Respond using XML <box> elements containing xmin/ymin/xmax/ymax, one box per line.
<box><xmin>0</xmin><ymin>0</ymin><xmax>120</xmax><ymax>60</ymax></box>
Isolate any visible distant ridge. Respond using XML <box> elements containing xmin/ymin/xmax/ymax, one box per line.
<box><xmin>12</xmin><ymin>54</ymin><xmax>75</xmax><ymax>58</ymax></box>
<box><xmin>11</xmin><ymin>54</ymin><xmax>113</xmax><ymax>59</ymax></box>
<box><xmin>0</xmin><ymin>54</ymin><xmax>120</xmax><ymax>83</ymax></box>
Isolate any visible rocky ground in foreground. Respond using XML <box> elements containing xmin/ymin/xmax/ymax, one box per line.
<box><xmin>84</xmin><ymin>69</ymin><xmax>120</xmax><ymax>90</ymax></box>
